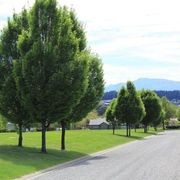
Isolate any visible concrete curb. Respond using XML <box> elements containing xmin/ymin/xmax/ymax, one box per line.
<box><xmin>17</xmin><ymin>131</ymin><xmax>164</xmax><ymax>180</ymax></box>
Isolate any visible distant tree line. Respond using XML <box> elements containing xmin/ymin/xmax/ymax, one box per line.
<box><xmin>103</xmin><ymin>90</ymin><xmax>180</xmax><ymax>101</ymax></box>
<box><xmin>154</xmin><ymin>91</ymin><xmax>180</xmax><ymax>101</ymax></box>
<box><xmin>102</xmin><ymin>91</ymin><xmax>118</xmax><ymax>100</ymax></box>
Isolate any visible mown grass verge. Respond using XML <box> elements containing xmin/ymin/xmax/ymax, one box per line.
<box><xmin>0</xmin><ymin>128</ymin><xmax>162</xmax><ymax>179</ymax></box>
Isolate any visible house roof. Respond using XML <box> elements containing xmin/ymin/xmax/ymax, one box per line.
<box><xmin>89</xmin><ymin>119</ymin><xmax>109</xmax><ymax>126</ymax></box>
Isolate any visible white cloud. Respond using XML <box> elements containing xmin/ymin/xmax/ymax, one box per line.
<box><xmin>0</xmin><ymin>0</ymin><xmax>34</xmax><ymax>15</ymax></box>
<box><xmin>0</xmin><ymin>0</ymin><xmax>35</xmax><ymax>29</ymax></box>
<box><xmin>104</xmin><ymin>64</ymin><xmax>180</xmax><ymax>85</ymax></box>
<box><xmin>0</xmin><ymin>0</ymin><xmax>180</xmax><ymax>84</ymax></box>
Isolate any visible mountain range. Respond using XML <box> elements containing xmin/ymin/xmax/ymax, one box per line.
<box><xmin>105</xmin><ymin>78</ymin><xmax>180</xmax><ymax>92</ymax></box>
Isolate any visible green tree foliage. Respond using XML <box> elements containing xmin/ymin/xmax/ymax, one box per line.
<box><xmin>68</xmin><ymin>54</ymin><xmax>104</xmax><ymax>122</ymax></box>
<box><xmin>106</xmin><ymin>98</ymin><xmax>117</xmax><ymax>134</ymax></box>
<box><xmin>161</xmin><ymin>96</ymin><xmax>177</xmax><ymax>120</ymax></box>
<box><xmin>60</xmin><ymin>53</ymin><xmax>104</xmax><ymax>150</ymax></box>
<box><xmin>152</xmin><ymin>109</ymin><xmax>165</xmax><ymax>131</ymax></box>
<box><xmin>115</xmin><ymin>82</ymin><xmax>145</xmax><ymax>136</ymax></box>
<box><xmin>0</xmin><ymin>0</ymin><xmax>103</xmax><ymax>153</ymax></box>
<box><xmin>126</xmin><ymin>82</ymin><xmax>146</xmax><ymax>136</ymax></box>
<box><xmin>115</xmin><ymin>86</ymin><xmax>127</xmax><ymax>129</ymax></box>
<box><xmin>0</xmin><ymin>10</ymin><xmax>29</xmax><ymax>147</ymax></box>
<box><xmin>16</xmin><ymin>0</ymin><xmax>96</xmax><ymax>153</ymax></box>
<box><xmin>0</xmin><ymin>114</ymin><xmax>7</xmax><ymax>131</ymax></box>
<box><xmin>141</xmin><ymin>90</ymin><xmax>162</xmax><ymax>133</ymax></box>
<box><xmin>73</xmin><ymin>110</ymin><xmax>99</xmax><ymax>130</ymax></box>
<box><xmin>177</xmin><ymin>108</ymin><xmax>180</xmax><ymax>121</ymax></box>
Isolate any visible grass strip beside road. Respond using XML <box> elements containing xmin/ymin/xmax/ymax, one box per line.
<box><xmin>0</xmin><ymin>129</ymin><xmax>162</xmax><ymax>179</ymax></box>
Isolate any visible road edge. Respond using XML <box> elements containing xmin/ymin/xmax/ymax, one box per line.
<box><xmin>17</xmin><ymin>131</ymin><xmax>164</xmax><ymax>180</ymax></box>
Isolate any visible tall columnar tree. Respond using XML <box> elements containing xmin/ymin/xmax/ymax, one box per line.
<box><xmin>60</xmin><ymin>53</ymin><xmax>104</xmax><ymax>150</ymax></box>
<box><xmin>125</xmin><ymin>81</ymin><xmax>145</xmax><ymax>136</ymax></box>
<box><xmin>115</xmin><ymin>82</ymin><xmax>145</xmax><ymax>136</ymax></box>
<box><xmin>106</xmin><ymin>98</ymin><xmax>117</xmax><ymax>134</ymax></box>
<box><xmin>115</xmin><ymin>86</ymin><xmax>128</xmax><ymax>135</ymax></box>
<box><xmin>161</xmin><ymin>96</ymin><xmax>176</xmax><ymax>120</ymax></box>
<box><xmin>140</xmin><ymin>90</ymin><xmax>162</xmax><ymax>133</ymax></box>
<box><xmin>161</xmin><ymin>96</ymin><xmax>178</xmax><ymax>129</ymax></box>
<box><xmin>16</xmin><ymin>0</ymin><xmax>93</xmax><ymax>153</ymax></box>
<box><xmin>0</xmin><ymin>10</ymin><xmax>29</xmax><ymax>147</ymax></box>
<box><xmin>152</xmin><ymin>109</ymin><xmax>165</xmax><ymax>131</ymax></box>
<box><xmin>177</xmin><ymin>108</ymin><xmax>180</xmax><ymax>121</ymax></box>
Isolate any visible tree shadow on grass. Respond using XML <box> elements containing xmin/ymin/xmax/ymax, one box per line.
<box><xmin>0</xmin><ymin>145</ymin><xmax>88</xmax><ymax>175</ymax></box>
<box><xmin>0</xmin><ymin>145</ymin><xmax>108</xmax><ymax>179</ymax></box>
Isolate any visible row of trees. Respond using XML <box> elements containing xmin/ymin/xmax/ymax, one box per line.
<box><xmin>0</xmin><ymin>0</ymin><xmax>104</xmax><ymax>153</ymax></box>
<box><xmin>155</xmin><ymin>90</ymin><xmax>180</xmax><ymax>101</ymax></box>
<box><xmin>106</xmin><ymin>81</ymin><xmax>164</xmax><ymax>136</ymax></box>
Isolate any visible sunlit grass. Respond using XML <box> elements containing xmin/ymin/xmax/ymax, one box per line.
<box><xmin>0</xmin><ymin>128</ymin><xmax>162</xmax><ymax>179</ymax></box>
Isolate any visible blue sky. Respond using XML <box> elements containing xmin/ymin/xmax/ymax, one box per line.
<box><xmin>0</xmin><ymin>0</ymin><xmax>180</xmax><ymax>85</ymax></box>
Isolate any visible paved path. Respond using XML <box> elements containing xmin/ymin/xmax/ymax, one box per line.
<box><xmin>23</xmin><ymin>130</ymin><xmax>180</xmax><ymax>180</ymax></box>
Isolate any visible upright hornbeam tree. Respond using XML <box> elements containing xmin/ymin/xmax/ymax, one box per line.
<box><xmin>0</xmin><ymin>10</ymin><xmax>29</xmax><ymax>147</ymax></box>
<box><xmin>140</xmin><ymin>90</ymin><xmax>162</xmax><ymax>133</ymax></box>
<box><xmin>106</xmin><ymin>98</ymin><xmax>117</xmax><ymax>135</ymax></box>
<box><xmin>16</xmin><ymin>0</ymin><xmax>90</xmax><ymax>153</ymax></box>
<box><xmin>60</xmin><ymin>53</ymin><xmax>104</xmax><ymax>150</ymax></box>
<box><xmin>161</xmin><ymin>96</ymin><xmax>176</xmax><ymax>121</ymax></box>
<box><xmin>115</xmin><ymin>86</ymin><xmax>128</xmax><ymax>135</ymax></box>
<box><xmin>115</xmin><ymin>82</ymin><xmax>145</xmax><ymax>136</ymax></box>
<box><xmin>152</xmin><ymin>109</ymin><xmax>164</xmax><ymax>131</ymax></box>
<box><xmin>125</xmin><ymin>81</ymin><xmax>145</xmax><ymax>136</ymax></box>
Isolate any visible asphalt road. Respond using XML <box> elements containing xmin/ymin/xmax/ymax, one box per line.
<box><xmin>25</xmin><ymin>130</ymin><xmax>180</xmax><ymax>180</ymax></box>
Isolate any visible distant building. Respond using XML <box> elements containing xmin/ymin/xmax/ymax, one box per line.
<box><xmin>103</xmin><ymin>100</ymin><xmax>111</xmax><ymax>106</ymax></box>
<box><xmin>88</xmin><ymin>118</ymin><xmax>109</xmax><ymax>129</ymax></box>
<box><xmin>168</xmin><ymin>118</ymin><xmax>178</xmax><ymax>126</ymax></box>
<box><xmin>6</xmin><ymin>122</ymin><xmax>16</xmax><ymax>131</ymax></box>
<box><xmin>167</xmin><ymin>118</ymin><xmax>180</xmax><ymax>129</ymax></box>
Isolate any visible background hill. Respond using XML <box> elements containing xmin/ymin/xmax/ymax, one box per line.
<box><xmin>105</xmin><ymin>78</ymin><xmax>180</xmax><ymax>92</ymax></box>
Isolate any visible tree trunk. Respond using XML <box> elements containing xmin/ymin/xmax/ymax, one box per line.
<box><xmin>144</xmin><ymin>125</ymin><xmax>148</xmax><ymax>133</ymax></box>
<box><xmin>162</xmin><ymin>120</ymin><xmax>165</xmax><ymax>130</ymax></box>
<box><xmin>135</xmin><ymin>126</ymin><xmax>136</xmax><ymax>132</ymax></box>
<box><xmin>61</xmin><ymin>121</ymin><xmax>66</xmax><ymax>151</ymax></box>
<box><xmin>41</xmin><ymin>122</ymin><xmax>47</xmax><ymax>153</ymax></box>
<box><xmin>126</xmin><ymin>123</ymin><xmax>129</xmax><ymax>136</ymax></box>
<box><xmin>18</xmin><ymin>123</ymin><xmax>23</xmax><ymax>147</ymax></box>
<box><xmin>128</xmin><ymin>123</ymin><xmax>131</xmax><ymax>137</ymax></box>
<box><xmin>112</xmin><ymin>123</ymin><xmax>115</xmax><ymax>135</ymax></box>
<box><xmin>134</xmin><ymin>124</ymin><xmax>137</xmax><ymax>132</ymax></box>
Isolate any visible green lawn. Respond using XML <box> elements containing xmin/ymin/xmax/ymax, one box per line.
<box><xmin>0</xmin><ymin>128</ymin><xmax>162</xmax><ymax>179</ymax></box>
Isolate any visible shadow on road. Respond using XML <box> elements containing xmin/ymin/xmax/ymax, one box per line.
<box><xmin>60</xmin><ymin>155</ymin><xmax>107</xmax><ymax>168</ymax></box>
<box><xmin>114</xmin><ymin>134</ymin><xmax>144</xmax><ymax>140</ymax></box>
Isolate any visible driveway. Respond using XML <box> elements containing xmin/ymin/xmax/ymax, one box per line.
<box><xmin>22</xmin><ymin>130</ymin><xmax>180</xmax><ymax>180</ymax></box>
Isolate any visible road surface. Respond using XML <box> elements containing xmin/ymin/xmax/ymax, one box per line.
<box><xmin>23</xmin><ymin>130</ymin><xmax>180</xmax><ymax>180</ymax></box>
